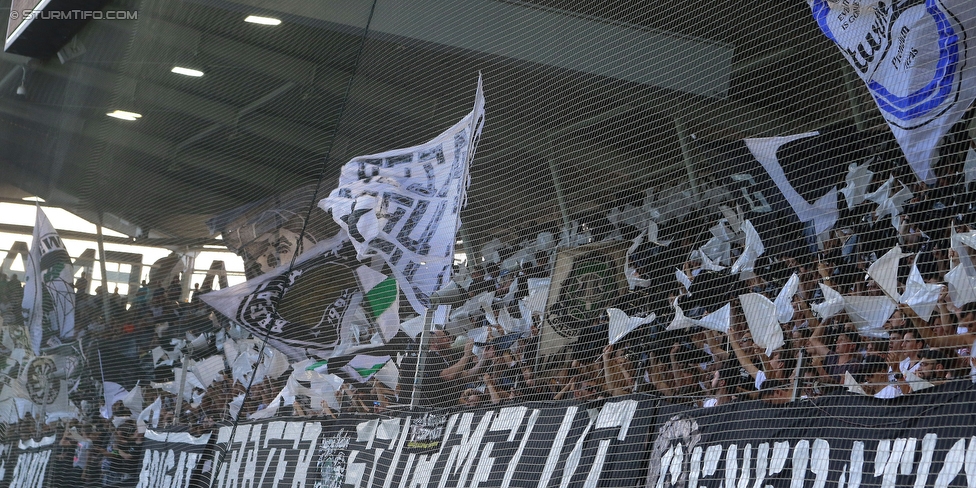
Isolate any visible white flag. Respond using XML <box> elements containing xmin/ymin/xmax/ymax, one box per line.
<box><xmin>809</xmin><ymin>0</ymin><xmax>976</xmax><ymax>184</ymax></box>
<box><xmin>320</xmin><ymin>75</ymin><xmax>485</xmax><ymax>314</ymax></box>
<box><xmin>744</xmin><ymin>133</ymin><xmax>839</xmax><ymax>235</ymax></box>
<box><xmin>22</xmin><ymin>207</ymin><xmax>76</xmax><ymax>355</ymax></box>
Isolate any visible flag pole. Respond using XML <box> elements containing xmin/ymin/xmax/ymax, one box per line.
<box><xmin>410</xmin><ymin>306</ymin><xmax>433</xmax><ymax>410</ymax></box>
<box><xmin>95</xmin><ymin>214</ymin><xmax>112</xmax><ymax>326</ymax></box>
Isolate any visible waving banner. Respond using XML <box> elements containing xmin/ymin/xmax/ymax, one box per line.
<box><xmin>319</xmin><ymin>75</ymin><xmax>485</xmax><ymax>314</ymax></box>
<box><xmin>201</xmin><ymin>237</ymin><xmax>398</xmax><ymax>362</ymax></box>
<box><xmin>22</xmin><ymin>207</ymin><xmax>75</xmax><ymax>355</ymax></box>
<box><xmin>809</xmin><ymin>0</ymin><xmax>976</xmax><ymax>184</ymax></box>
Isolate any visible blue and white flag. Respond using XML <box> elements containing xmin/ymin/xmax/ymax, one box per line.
<box><xmin>22</xmin><ymin>207</ymin><xmax>75</xmax><ymax>355</ymax></box>
<box><xmin>809</xmin><ymin>0</ymin><xmax>976</xmax><ymax>184</ymax></box>
<box><xmin>319</xmin><ymin>75</ymin><xmax>485</xmax><ymax>314</ymax></box>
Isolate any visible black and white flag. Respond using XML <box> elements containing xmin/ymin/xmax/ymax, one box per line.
<box><xmin>201</xmin><ymin>236</ymin><xmax>399</xmax><ymax>361</ymax></box>
<box><xmin>319</xmin><ymin>75</ymin><xmax>485</xmax><ymax>314</ymax></box>
<box><xmin>809</xmin><ymin>0</ymin><xmax>976</xmax><ymax>184</ymax></box>
<box><xmin>22</xmin><ymin>207</ymin><xmax>75</xmax><ymax>355</ymax></box>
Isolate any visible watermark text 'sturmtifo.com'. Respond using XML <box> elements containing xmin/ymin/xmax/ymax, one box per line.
<box><xmin>10</xmin><ymin>10</ymin><xmax>138</xmax><ymax>21</ymax></box>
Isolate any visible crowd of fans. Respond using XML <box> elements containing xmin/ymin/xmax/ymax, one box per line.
<box><xmin>0</xmin><ymin>130</ymin><xmax>975</xmax><ymax>487</ymax></box>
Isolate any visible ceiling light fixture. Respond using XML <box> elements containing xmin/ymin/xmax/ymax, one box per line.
<box><xmin>171</xmin><ymin>66</ymin><xmax>204</xmax><ymax>77</ymax></box>
<box><xmin>106</xmin><ymin>110</ymin><xmax>142</xmax><ymax>121</ymax></box>
<box><xmin>21</xmin><ymin>196</ymin><xmax>45</xmax><ymax>202</ymax></box>
<box><xmin>244</xmin><ymin>15</ymin><xmax>281</xmax><ymax>26</ymax></box>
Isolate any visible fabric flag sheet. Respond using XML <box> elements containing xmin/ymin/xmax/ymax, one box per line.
<box><xmin>201</xmin><ymin>236</ymin><xmax>396</xmax><ymax>362</ymax></box>
<box><xmin>744</xmin><ymin>132</ymin><xmax>839</xmax><ymax>235</ymax></box>
<box><xmin>809</xmin><ymin>0</ymin><xmax>976</xmax><ymax>184</ymax></box>
<box><xmin>320</xmin><ymin>75</ymin><xmax>485</xmax><ymax>314</ymax></box>
<box><xmin>22</xmin><ymin>207</ymin><xmax>75</xmax><ymax>355</ymax></box>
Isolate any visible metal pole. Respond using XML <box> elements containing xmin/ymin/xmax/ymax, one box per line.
<box><xmin>173</xmin><ymin>352</ymin><xmax>190</xmax><ymax>425</ymax></box>
<box><xmin>95</xmin><ymin>217</ymin><xmax>112</xmax><ymax>325</ymax></box>
<box><xmin>409</xmin><ymin>307</ymin><xmax>434</xmax><ymax>410</ymax></box>
<box><xmin>790</xmin><ymin>349</ymin><xmax>804</xmax><ymax>403</ymax></box>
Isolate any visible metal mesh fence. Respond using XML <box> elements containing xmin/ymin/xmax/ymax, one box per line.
<box><xmin>0</xmin><ymin>0</ymin><xmax>975</xmax><ymax>487</ymax></box>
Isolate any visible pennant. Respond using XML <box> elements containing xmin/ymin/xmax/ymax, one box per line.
<box><xmin>774</xmin><ymin>273</ymin><xmax>800</xmax><ymax>323</ymax></box>
<box><xmin>844</xmin><ymin>295</ymin><xmax>896</xmax><ymax>339</ymax></box>
<box><xmin>901</xmin><ymin>256</ymin><xmax>943</xmax><ymax>322</ymax></box>
<box><xmin>729</xmin><ymin>220</ymin><xmax>765</xmax><ymax>278</ymax></box>
<box><xmin>341</xmin><ymin>355</ymin><xmax>392</xmax><ymax>383</ymax></box>
<box><xmin>319</xmin><ymin>75</ymin><xmax>485</xmax><ymax>314</ymax></box>
<box><xmin>744</xmin><ymin>133</ymin><xmax>839</xmax><ymax>234</ymax></box>
<box><xmin>356</xmin><ymin>266</ymin><xmax>400</xmax><ymax>342</ymax></box>
<box><xmin>667</xmin><ymin>299</ymin><xmax>731</xmax><ymax>334</ymax></box>
<box><xmin>739</xmin><ymin>293</ymin><xmax>786</xmax><ymax>357</ymax></box>
<box><xmin>866</xmin><ymin>246</ymin><xmax>910</xmax><ymax>302</ymax></box>
<box><xmin>201</xmin><ymin>237</ymin><xmax>389</xmax><ymax>362</ymax></box>
<box><xmin>22</xmin><ymin>207</ymin><xmax>75</xmax><ymax>355</ymax></box>
<box><xmin>809</xmin><ymin>0</ymin><xmax>976</xmax><ymax>184</ymax></box>
<box><xmin>606</xmin><ymin>308</ymin><xmax>655</xmax><ymax>345</ymax></box>
<box><xmin>840</xmin><ymin>162</ymin><xmax>874</xmax><ymax>210</ymax></box>
<box><xmin>811</xmin><ymin>283</ymin><xmax>844</xmax><ymax>321</ymax></box>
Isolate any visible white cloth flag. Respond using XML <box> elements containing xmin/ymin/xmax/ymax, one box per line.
<box><xmin>840</xmin><ymin>162</ymin><xmax>874</xmax><ymax>210</ymax></box>
<box><xmin>744</xmin><ymin>132</ymin><xmax>839</xmax><ymax>234</ymax></box>
<box><xmin>866</xmin><ymin>246</ymin><xmax>910</xmax><ymax>302</ymax></box>
<box><xmin>901</xmin><ymin>256</ymin><xmax>943</xmax><ymax>322</ymax></box>
<box><xmin>774</xmin><ymin>273</ymin><xmax>800</xmax><ymax>324</ymax></box>
<box><xmin>809</xmin><ymin>0</ymin><xmax>976</xmax><ymax>184</ymax></box>
<box><xmin>844</xmin><ymin>295</ymin><xmax>896</xmax><ymax>339</ymax></box>
<box><xmin>319</xmin><ymin>75</ymin><xmax>485</xmax><ymax>314</ymax></box>
<box><xmin>739</xmin><ymin>293</ymin><xmax>786</xmax><ymax>356</ymax></box>
<box><xmin>729</xmin><ymin>220</ymin><xmax>765</xmax><ymax>278</ymax></box>
<box><xmin>811</xmin><ymin>283</ymin><xmax>844</xmax><ymax>320</ymax></box>
<box><xmin>23</xmin><ymin>207</ymin><xmax>76</xmax><ymax>355</ymax></box>
<box><xmin>667</xmin><ymin>299</ymin><xmax>730</xmax><ymax>334</ymax></box>
<box><xmin>606</xmin><ymin>308</ymin><xmax>655</xmax><ymax>345</ymax></box>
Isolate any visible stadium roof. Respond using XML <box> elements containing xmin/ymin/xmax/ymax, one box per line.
<box><xmin>0</xmin><ymin>0</ymin><xmax>883</xmax><ymax>251</ymax></box>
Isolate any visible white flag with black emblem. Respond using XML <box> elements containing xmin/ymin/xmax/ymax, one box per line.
<box><xmin>809</xmin><ymin>0</ymin><xmax>976</xmax><ymax>184</ymax></box>
<box><xmin>22</xmin><ymin>207</ymin><xmax>75</xmax><ymax>355</ymax></box>
<box><xmin>320</xmin><ymin>75</ymin><xmax>485</xmax><ymax>314</ymax></box>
